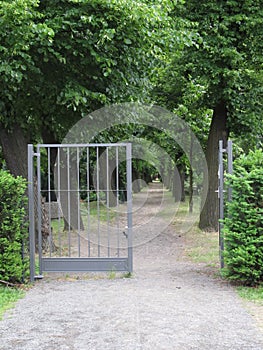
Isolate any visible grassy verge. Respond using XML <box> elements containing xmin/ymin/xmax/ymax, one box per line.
<box><xmin>177</xmin><ymin>204</ymin><xmax>263</xmax><ymax>305</ymax></box>
<box><xmin>237</xmin><ymin>285</ymin><xmax>263</xmax><ymax>331</ymax></box>
<box><xmin>184</xmin><ymin>227</ymin><xmax>219</xmax><ymax>267</ymax></box>
<box><xmin>236</xmin><ymin>285</ymin><xmax>263</xmax><ymax>304</ymax></box>
<box><xmin>0</xmin><ymin>286</ymin><xmax>25</xmax><ymax>320</ymax></box>
<box><xmin>173</xmin><ymin>198</ymin><xmax>219</xmax><ymax>267</ymax></box>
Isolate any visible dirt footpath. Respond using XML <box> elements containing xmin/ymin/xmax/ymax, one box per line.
<box><xmin>1</xmin><ymin>184</ymin><xmax>263</xmax><ymax>350</ymax></box>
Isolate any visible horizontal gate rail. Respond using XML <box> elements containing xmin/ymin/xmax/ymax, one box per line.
<box><xmin>36</xmin><ymin>143</ymin><xmax>129</xmax><ymax>148</ymax></box>
<box><xmin>42</xmin><ymin>257</ymin><xmax>129</xmax><ymax>272</ymax></box>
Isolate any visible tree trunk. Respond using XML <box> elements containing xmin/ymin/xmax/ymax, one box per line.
<box><xmin>132</xmin><ymin>168</ymin><xmax>141</xmax><ymax>193</ymax></box>
<box><xmin>177</xmin><ymin>164</ymin><xmax>185</xmax><ymax>202</ymax></box>
<box><xmin>0</xmin><ymin>124</ymin><xmax>51</xmax><ymax>249</ymax></box>
<box><xmin>163</xmin><ymin>161</ymin><xmax>172</xmax><ymax>189</ymax></box>
<box><xmin>172</xmin><ymin>164</ymin><xmax>182</xmax><ymax>202</ymax></box>
<box><xmin>199</xmin><ymin>101</ymin><xmax>228</xmax><ymax>231</ymax></box>
<box><xmin>0</xmin><ymin>124</ymin><xmax>28</xmax><ymax>179</ymax></box>
<box><xmin>54</xmin><ymin>147</ymin><xmax>85</xmax><ymax>231</ymax></box>
<box><xmin>97</xmin><ymin>147</ymin><xmax>118</xmax><ymax>207</ymax></box>
<box><xmin>42</xmin><ymin>127</ymin><xmax>85</xmax><ymax>231</ymax></box>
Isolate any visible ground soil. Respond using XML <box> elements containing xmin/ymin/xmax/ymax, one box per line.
<box><xmin>0</xmin><ymin>183</ymin><xmax>263</xmax><ymax>349</ymax></box>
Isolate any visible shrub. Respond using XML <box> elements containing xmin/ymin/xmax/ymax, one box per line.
<box><xmin>0</xmin><ymin>170</ymin><xmax>28</xmax><ymax>283</ymax></box>
<box><xmin>223</xmin><ymin>149</ymin><xmax>263</xmax><ymax>285</ymax></box>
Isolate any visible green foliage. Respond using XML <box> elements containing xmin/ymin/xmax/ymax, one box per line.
<box><xmin>0</xmin><ymin>0</ymin><xmax>54</xmax><ymax>124</ymax></box>
<box><xmin>0</xmin><ymin>286</ymin><xmax>25</xmax><ymax>320</ymax></box>
<box><xmin>157</xmin><ymin>0</ymin><xmax>263</xmax><ymax>142</ymax></box>
<box><xmin>0</xmin><ymin>170</ymin><xmax>28</xmax><ymax>283</ymax></box>
<box><xmin>1</xmin><ymin>0</ymin><xmax>172</xmax><ymax>141</ymax></box>
<box><xmin>223</xmin><ymin>150</ymin><xmax>263</xmax><ymax>285</ymax></box>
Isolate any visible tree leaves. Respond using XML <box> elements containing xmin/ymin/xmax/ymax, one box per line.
<box><xmin>223</xmin><ymin>150</ymin><xmax>263</xmax><ymax>285</ymax></box>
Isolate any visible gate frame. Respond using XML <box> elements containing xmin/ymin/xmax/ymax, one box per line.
<box><xmin>28</xmin><ymin>143</ymin><xmax>133</xmax><ymax>282</ymax></box>
<box><xmin>218</xmin><ymin>140</ymin><xmax>233</xmax><ymax>268</ymax></box>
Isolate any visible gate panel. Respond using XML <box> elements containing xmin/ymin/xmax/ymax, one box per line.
<box><xmin>28</xmin><ymin>143</ymin><xmax>132</xmax><ymax>280</ymax></box>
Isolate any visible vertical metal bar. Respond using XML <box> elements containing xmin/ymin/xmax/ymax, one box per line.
<box><xmin>77</xmin><ymin>147</ymin><xmax>81</xmax><ymax>257</ymax></box>
<box><xmin>227</xmin><ymin>140</ymin><xmax>233</xmax><ymax>202</ymax></box>
<box><xmin>116</xmin><ymin>147</ymin><xmax>120</xmax><ymax>257</ymax></box>
<box><xmin>219</xmin><ymin>140</ymin><xmax>224</xmax><ymax>268</ymax></box>
<box><xmin>28</xmin><ymin>145</ymin><xmax>35</xmax><ymax>282</ymax></box>
<box><xmin>37</xmin><ymin>145</ymin><xmax>42</xmax><ymax>275</ymax></box>
<box><xmin>87</xmin><ymin>147</ymin><xmax>90</xmax><ymax>257</ymax></box>
<box><xmin>126</xmin><ymin>143</ymin><xmax>133</xmax><ymax>272</ymax></box>
<box><xmin>106</xmin><ymin>147</ymin><xmax>110</xmax><ymax>257</ymax></box>
<box><xmin>57</xmin><ymin>148</ymin><xmax>62</xmax><ymax>256</ymax></box>
<box><xmin>47</xmin><ymin>147</ymin><xmax>52</xmax><ymax>257</ymax></box>
<box><xmin>67</xmin><ymin>147</ymin><xmax>71</xmax><ymax>257</ymax></box>
<box><xmin>96</xmin><ymin>146</ymin><xmax>100</xmax><ymax>257</ymax></box>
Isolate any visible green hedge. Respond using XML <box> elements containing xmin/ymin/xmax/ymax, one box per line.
<box><xmin>223</xmin><ymin>149</ymin><xmax>263</xmax><ymax>285</ymax></box>
<box><xmin>0</xmin><ymin>170</ymin><xmax>28</xmax><ymax>283</ymax></box>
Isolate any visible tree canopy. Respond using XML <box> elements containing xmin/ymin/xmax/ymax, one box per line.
<box><xmin>0</xmin><ymin>0</ymin><xmax>262</xmax><ymax>230</ymax></box>
<box><xmin>1</xmin><ymin>0</ymin><xmax>172</xmax><ymax>134</ymax></box>
<box><xmin>155</xmin><ymin>0</ymin><xmax>263</xmax><ymax>229</ymax></box>
<box><xmin>0</xmin><ymin>0</ymin><xmax>172</xmax><ymax>176</ymax></box>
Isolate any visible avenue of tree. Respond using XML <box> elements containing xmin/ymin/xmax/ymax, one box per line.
<box><xmin>0</xmin><ymin>0</ymin><xmax>262</xmax><ymax>230</ymax></box>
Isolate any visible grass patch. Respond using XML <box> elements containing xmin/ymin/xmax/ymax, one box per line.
<box><xmin>108</xmin><ymin>270</ymin><xmax>117</xmax><ymax>280</ymax></box>
<box><xmin>184</xmin><ymin>228</ymin><xmax>219</xmax><ymax>266</ymax></box>
<box><xmin>236</xmin><ymin>285</ymin><xmax>263</xmax><ymax>304</ymax></box>
<box><xmin>169</xmin><ymin>198</ymin><xmax>219</xmax><ymax>267</ymax></box>
<box><xmin>0</xmin><ymin>286</ymin><xmax>25</xmax><ymax>320</ymax></box>
<box><xmin>123</xmin><ymin>272</ymin><xmax>132</xmax><ymax>278</ymax></box>
<box><xmin>173</xmin><ymin>201</ymin><xmax>219</xmax><ymax>267</ymax></box>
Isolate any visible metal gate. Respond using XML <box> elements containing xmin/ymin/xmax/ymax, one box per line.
<box><xmin>28</xmin><ymin>143</ymin><xmax>132</xmax><ymax>281</ymax></box>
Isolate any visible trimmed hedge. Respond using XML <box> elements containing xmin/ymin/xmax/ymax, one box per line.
<box><xmin>223</xmin><ymin>149</ymin><xmax>263</xmax><ymax>285</ymax></box>
<box><xmin>0</xmin><ymin>170</ymin><xmax>28</xmax><ymax>283</ymax></box>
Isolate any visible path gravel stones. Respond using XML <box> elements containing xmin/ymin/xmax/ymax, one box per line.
<box><xmin>1</xmin><ymin>185</ymin><xmax>263</xmax><ymax>350</ymax></box>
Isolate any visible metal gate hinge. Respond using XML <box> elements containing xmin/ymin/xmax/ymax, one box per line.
<box><xmin>33</xmin><ymin>152</ymin><xmax>40</xmax><ymax>157</ymax></box>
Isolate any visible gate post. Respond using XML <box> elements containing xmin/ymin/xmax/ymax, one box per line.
<box><xmin>28</xmin><ymin>144</ymin><xmax>35</xmax><ymax>282</ymax></box>
<box><xmin>218</xmin><ymin>140</ymin><xmax>233</xmax><ymax>269</ymax></box>
<box><xmin>218</xmin><ymin>140</ymin><xmax>225</xmax><ymax>268</ymax></box>
<box><xmin>227</xmin><ymin>140</ymin><xmax>233</xmax><ymax>201</ymax></box>
<box><xmin>126</xmin><ymin>143</ymin><xmax>133</xmax><ymax>273</ymax></box>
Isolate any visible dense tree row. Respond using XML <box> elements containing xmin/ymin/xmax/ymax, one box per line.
<box><xmin>0</xmin><ymin>0</ymin><xmax>262</xmax><ymax>231</ymax></box>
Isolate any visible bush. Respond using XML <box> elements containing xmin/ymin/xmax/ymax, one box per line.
<box><xmin>0</xmin><ymin>170</ymin><xmax>28</xmax><ymax>283</ymax></box>
<box><xmin>223</xmin><ymin>149</ymin><xmax>263</xmax><ymax>285</ymax></box>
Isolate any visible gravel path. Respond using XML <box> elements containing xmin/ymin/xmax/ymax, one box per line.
<box><xmin>1</xmin><ymin>184</ymin><xmax>263</xmax><ymax>350</ymax></box>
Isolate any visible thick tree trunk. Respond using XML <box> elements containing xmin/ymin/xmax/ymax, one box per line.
<box><xmin>199</xmin><ymin>101</ymin><xmax>228</xmax><ymax>231</ymax></box>
<box><xmin>54</xmin><ymin>147</ymin><xmax>85</xmax><ymax>231</ymax></box>
<box><xmin>0</xmin><ymin>124</ymin><xmax>28</xmax><ymax>178</ymax></box>
<box><xmin>97</xmin><ymin>147</ymin><xmax>118</xmax><ymax>207</ymax></box>
<box><xmin>0</xmin><ymin>124</ymin><xmax>51</xmax><ymax>249</ymax></box>
<box><xmin>163</xmin><ymin>161</ymin><xmax>172</xmax><ymax>189</ymax></box>
<box><xmin>42</xmin><ymin>127</ymin><xmax>85</xmax><ymax>230</ymax></box>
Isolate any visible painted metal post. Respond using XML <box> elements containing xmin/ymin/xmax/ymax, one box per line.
<box><xmin>126</xmin><ymin>143</ymin><xmax>133</xmax><ymax>273</ymax></box>
<box><xmin>218</xmin><ymin>140</ymin><xmax>225</xmax><ymax>268</ymax></box>
<box><xmin>227</xmin><ymin>140</ymin><xmax>233</xmax><ymax>202</ymax></box>
<box><xmin>36</xmin><ymin>145</ymin><xmax>43</xmax><ymax>275</ymax></box>
<box><xmin>28</xmin><ymin>144</ymin><xmax>35</xmax><ymax>282</ymax></box>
